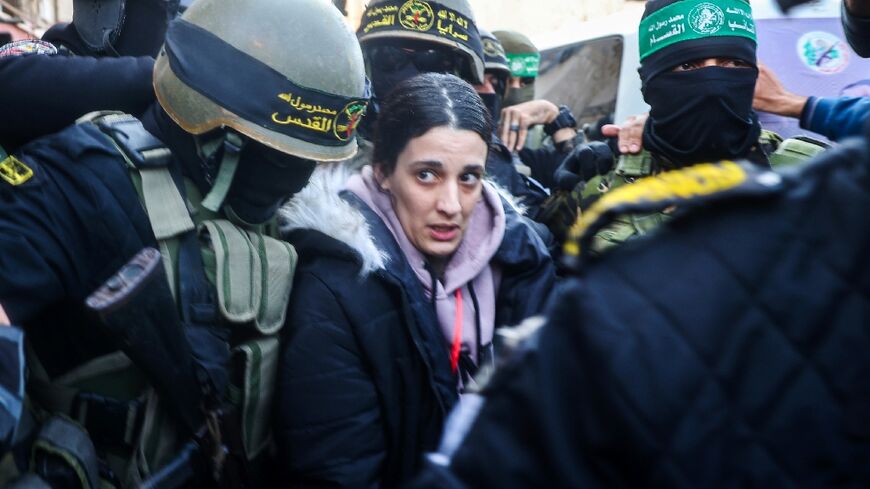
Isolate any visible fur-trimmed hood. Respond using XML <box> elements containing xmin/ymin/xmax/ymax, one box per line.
<box><xmin>279</xmin><ymin>162</ymin><xmax>388</xmax><ymax>276</ymax></box>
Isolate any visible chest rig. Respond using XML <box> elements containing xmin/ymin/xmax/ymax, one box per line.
<box><xmin>582</xmin><ymin>130</ymin><xmax>828</xmax><ymax>255</ymax></box>
<box><xmin>24</xmin><ymin>112</ymin><xmax>295</xmax><ymax>489</ymax></box>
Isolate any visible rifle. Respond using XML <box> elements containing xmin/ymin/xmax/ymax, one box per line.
<box><xmin>86</xmin><ymin>247</ymin><xmax>204</xmax><ymax>434</ymax></box>
<box><xmin>87</xmin><ymin>249</ymin><xmax>242</xmax><ymax>488</ymax></box>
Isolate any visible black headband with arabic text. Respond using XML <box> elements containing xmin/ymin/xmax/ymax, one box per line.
<box><xmin>359</xmin><ymin>0</ymin><xmax>483</xmax><ymax>59</ymax></box>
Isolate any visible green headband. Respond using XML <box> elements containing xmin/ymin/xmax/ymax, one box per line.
<box><xmin>506</xmin><ymin>53</ymin><xmax>540</xmax><ymax>77</ymax></box>
<box><xmin>639</xmin><ymin>0</ymin><xmax>756</xmax><ymax>60</ymax></box>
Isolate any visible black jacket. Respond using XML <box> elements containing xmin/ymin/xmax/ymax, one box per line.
<box><xmin>274</xmin><ymin>169</ymin><xmax>556</xmax><ymax>489</ymax></box>
<box><xmin>485</xmin><ymin>137</ymin><xmax>567</xmax><ymax>214</ymax></box>
<box><xmin>0</xmin><ymin>122</ymin><xmax>157</xmax><ymax>374</ymax></box>
<box><xmin>409</xmin><ymin>131</ymin><xmax>870</xmax><ymax>488</ymax></box>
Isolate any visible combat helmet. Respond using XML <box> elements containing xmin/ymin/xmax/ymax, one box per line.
<box><xmin>154</xmin><ymin>0</ymin><xmax>370</xmax><ymax>163</ymax></box>
<box><xmin>357</xmin><ymin>0</ymin><xmax>485</xmax><ymax>83</ymax></box>
<box><xmin>479</xmin><ymin>28</ymin><xmax>510</xmax><ymax>80</ymax></box>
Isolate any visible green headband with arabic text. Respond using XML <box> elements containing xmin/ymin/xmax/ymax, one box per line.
<box><xmin>505</xmin><ymin>53</ymin><xmax>540</xmax><ymax>77</ymax></box>
<box><xmin>639</xmin><ymin>0</ymin><xmax>757</xmax><ymax>61</ymax></box>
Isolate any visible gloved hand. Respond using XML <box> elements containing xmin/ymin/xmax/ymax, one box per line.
<box><xmin>553</xmin><ymin>141</ymin><xmax>614</xmax><ymax>191</ymax></box>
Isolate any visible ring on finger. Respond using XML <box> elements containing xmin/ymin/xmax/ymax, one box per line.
<box><xmin>509</xmin><ymin>123</ymin><xmax>520</xmax><ymax>132</ymax></box>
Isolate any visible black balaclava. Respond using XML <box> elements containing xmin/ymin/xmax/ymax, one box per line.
<box><xmin>369</xmin><ymin>60</ymin><xmax>425</xmax><ymax>105</ymax></box>
<box><xmin>365</xmin><ymin>38</ymin><xmax>478</xmax><ymax>127</ymax></box>
<box><xmin>639</xmin><ymin>0</ymin><xmax>761</xmax><ymax>167</ymax></box>
<box><xmin>141</xmin><ymin>102</ymin><xmax>315</xmax><ymax>226</ymax></box>
<box><xmin>223</xmin><ymin>144</ymin><xmax>316</xmax><ymax>226</ymax></box>
<box><xmin>112</xmin><ymin>0</ymin><xmax>179</xmax><ymax>57</ymax></box>
<box><xmin>479</xmin><ymin>91</ymin><xmax>502</xmax><ymax>125</ymax></box>
<box><xmin>494</xmin><ymin>30</ymin><xmax>540</xmax><ymax>107</ymax></box>
<box><xmin>53</xmin><ymin>0</ymin><xmax>178</xmax><ymax>57</ymax></box>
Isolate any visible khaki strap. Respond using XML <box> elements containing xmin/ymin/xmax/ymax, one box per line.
<box><xmin>139</xmin><ymin>167</ymin><xmax>195</xmax><ymax>240</ymax></box>
<box><xmin>201</xmin><ymin>132</ymin><xmax>244</xmax><ymax>212</ymax></box>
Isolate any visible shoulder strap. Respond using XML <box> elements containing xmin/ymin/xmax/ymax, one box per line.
<box><xmin>87</xmin><ymin>113</ymin><xmax>195</xmax><ymax>241</ymax></box>
<box><xmin>82</xmin><ymin>112</ymin><xmax>195</xmax><ymax>298</ymax></box>
<box><xmin>562</xmin><ymin>160</ymin><xmax>785</xmax><ymax>269</ymax></box>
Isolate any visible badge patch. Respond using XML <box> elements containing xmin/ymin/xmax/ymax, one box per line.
<box><xmin>0</xmin><ymin>39</ymin><xmax>58</xmax><ymax>58</ymax></box>
<box><xmin>689</xmin><ymin>3</ymin><xmax>725</xmax><ymax>35</ymax></box>
<box><xmin>399</xmin><ymin>0</ymin><xmax>435</xmax><ymax>31</ymax></box>
<box><xmin>333</xmin><ymin>101</ymin><xmax>367</xmax><ymax>142</ymax></box>
<box><xmin>797</xmin><ymin>31</ymin><xmax>850</xmax><ymax>75</ymax></box>
<box><xmin>0</xmin><ymin>156</ymin><xmax>34</xmax><ymax>185</ymax></box>
<box><xmin>482</xmin><ymin>38</ymin><xmax>505</xmax><ymax>59</ymax></box>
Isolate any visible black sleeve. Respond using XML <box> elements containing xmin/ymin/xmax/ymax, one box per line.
<box><xmin>0</xmin><ymin>55</ymin><xmax>155</xmax><ymax>150</ymax></box>
<box><xmin>0</xmin><ymin>327</ymin><xmax>24</xmax><ymax>454</ymax></box>
<box><xmin>0</xmin><ymin>160</ymin><xmax>73</xmax><ymax>323</ymax></box>
<box><xmin>518</xmin><ymin>146</ymin><xmax>569</xmax><ymax>190</ymax></box>
<box><xmin>0</xmin><ymin>126</ymin><xmax>155</xmax><ymax>327</ymax></box>
<box><xmin>843</xmin><ymin>1</ymin><xmax>870</xmax><ymax>57</ymax></box>
<box><xmin>494</xmin><ymin>214</ymin><xmax>558</xmax><ymax>327</ymax></box>
<box><xmin>275</xmin><ymin>271</ymin><xmax>386</xmax><ymax>489</ymax></box>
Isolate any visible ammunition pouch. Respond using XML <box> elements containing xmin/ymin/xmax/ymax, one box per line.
<box><xmin>31</xmin><ymin>416</ymin><xmax>100</xmax><ymax>489</ymax></box>
<box><xmin>200</xmin><ymin>219</ymin><xmax>295</xmax><ymax>459</ymax></box>
<box><xmin>27</xmin><ymin>352</ymin><xmax>149</xmax><ymax>453</ymax></box>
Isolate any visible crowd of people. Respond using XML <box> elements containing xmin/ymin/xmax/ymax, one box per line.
<box><xmin>0</xmin><ymin>0</ymin><xmax>868</xmax><ymax>487</ymax></box>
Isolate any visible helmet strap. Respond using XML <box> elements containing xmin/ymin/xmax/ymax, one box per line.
<box><xmin>201</xmin><ymin>129</ymin><xmax>246</xmax><ymax>212</ymax></box>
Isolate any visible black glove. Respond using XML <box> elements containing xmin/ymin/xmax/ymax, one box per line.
<box><xmin>775</xmin><ymin>0</ymin><xmax>814</xmax><ymax>12</ymax></box>
<box><xmin>553</xmin><ymin>142</ymin><xmax>614</xmax><ymax>191</ymax></box>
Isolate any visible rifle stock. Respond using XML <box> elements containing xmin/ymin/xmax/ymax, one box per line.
<box><xmin>86</xmin><ymin>247</ymin><xmax>203</xmax><ymax>434</ymax></box>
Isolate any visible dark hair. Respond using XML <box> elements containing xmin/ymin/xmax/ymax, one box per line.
<box><xmin>372</xmin><ymin>73</ymin><xmax>492</xmax><ymax>175</ymax></box>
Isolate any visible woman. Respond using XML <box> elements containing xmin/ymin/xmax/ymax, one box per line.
<box><xmin>275</xmin><ymin>73</ymin><xmax>555</xmax><ymax>488</ymax></box>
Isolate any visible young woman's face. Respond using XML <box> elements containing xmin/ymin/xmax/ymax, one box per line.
<box><xmin>377</xmin><ymin>126</ymin><xmax>488</xmax><ymax>258</ymax></box>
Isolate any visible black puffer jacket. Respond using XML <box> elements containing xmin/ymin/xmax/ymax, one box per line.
<box><xmin>274</xmin><ymin>166</ymin><xmax>556</xmax><ymax>489</ymax></box>
<box><xmin>410</xmin><ymin>131</ymin><xmax>870</xmax><ymax>488</ymax></box>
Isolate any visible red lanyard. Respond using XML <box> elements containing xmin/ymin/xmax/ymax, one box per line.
<box><xmin>450</xmin><ymin>288</ymin><xmax>463</xmax><ymax>374</ymax></box>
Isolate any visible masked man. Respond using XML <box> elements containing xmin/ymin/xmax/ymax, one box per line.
<box><xmin>590</xmin><ymin>0</ymin><xmax>821</xmax><ymax>253</ymax></box>
<box><xmin>0</xmin><ymin>0</ymin><xmax>369</xmax><ymax>487</ymax></box>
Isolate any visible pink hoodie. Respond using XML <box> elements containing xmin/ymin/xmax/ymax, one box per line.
<box><xmin>346</xmin><ymin>167</ymin><xmax>506</xmax><ymax>371</ymax></box>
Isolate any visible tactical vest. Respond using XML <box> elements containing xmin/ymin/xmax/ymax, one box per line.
<box><xmin>563</xmin><ymin>159</ymin><xmax>786</xmax><ymax>270</ymax></box>
<box><xmin>583</xmin><ymin>130</ymin><xmax>828</xmax><ymax>254</ymax></box>
<box><xmin>20</xmin><ymin>112</ymin><xmax>295</xmax><ymax>489</ymax></box>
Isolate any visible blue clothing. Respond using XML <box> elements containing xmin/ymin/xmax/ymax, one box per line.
<box><xmin>0</xmin><ymin>327</ymin><xmax>24</xmax><ymax>454</ymax></box>
<box><xmin>800</xmin><ymin>96</ymin><xmax>870</xmax><ymax>142</ymax></box>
